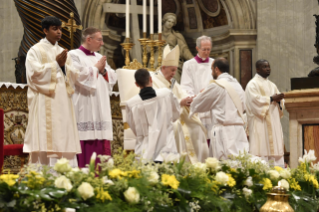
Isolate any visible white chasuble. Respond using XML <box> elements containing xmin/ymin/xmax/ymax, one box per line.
<box><xmin>69</xmin><ymin>49</ymin><xmax>117</xmax><ymax>140</ymax></box>
<box><xmin>245</xmin><ymin>74</ymin><xmax>284</xmax><ymax>166</ymax></box>
<box><xmin>152</xmin><ymin>71</ymin><xmax>208</xmax><ymax>163</ymax></box>
<box><xmin>190</xmin><ymin>73</ymin><xmax>249</xmax><ymax>159</ymax></box>
<box><xmin>126</xmin><ymin>88</ymin><xmax>180</xmax><ymax>162</ymax></box>
<box><xmin>181</xmin><ymin>58</ymin><xmax>214</xmax><ymax>128</ymax></box>
<box><xmin>24</xmin><ymin>38</ymin><xmax>81</xmax><ymax>166</ymax></box>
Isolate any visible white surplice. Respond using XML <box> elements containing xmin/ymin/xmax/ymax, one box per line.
<box><xmin>69</xmin><ymin>49</ymin><xmax>117</xmax><ymax>140</ymax></box>
<box><xmin>190</xmin><ymin>73</ymin><xmax>249</xmax><ymax>159</ymax></box>
<box><xmin>181</xmin><ymin>57</ymin><xmax>214</xmax><ymax>129</ymax></box>
<box><xmin>24</xmin><ymin>38</ymin><xmax>81</xmax><ymax>167</ymax></box>
<box><xmin>245</xmin><ymin>74</ymin><xmax>285</xmax><ymax>167</ymax></box>
<box><xmin>126</xmin><ymin>88</ymin><xmax>180</xmax><ymax>162</ymax></box>
<box><xmin>152</xmin><ymin>71</ymin><xmax>208</xmax><ymax>163</ymax></box>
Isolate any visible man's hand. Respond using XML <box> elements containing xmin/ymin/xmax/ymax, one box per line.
<box><xmin>180</xmin><ymin>96</ymin><xmax>193</xmax><ymax>107</ymax></box>
<box><xmin>56</xmin><ymin>49</ymin><xmax>68</xmax><ymax>67</ymax></box>
<box><xmin>271</xmin><ymin>93</ymin><xmax>284</xmax><ymax>102</ymax></box>
<box><xmin>95</xmin><ymin>56</ymin><xmax>107</xmax><ymax>73</ymax></box>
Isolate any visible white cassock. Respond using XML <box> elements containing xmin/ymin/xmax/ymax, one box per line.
<box><xmin>126</xmin><ymin>88</ymin><xmax>180</xmax><ymax>162</ymax></box>
<box><xmin>152</xmin><ymin>71</ymin><xmax>209</xmax><ymax>163</ymax></box>
<box><xmin>24</xmin><ymin>38</ymin><xmax>81</xmax><ymax>167</ymax></box>
<box><xmin>190</xmin><ymin>73</ymin><xmax>249</xmax><ymax>159</ymax></box>
<box><xmin>68</xmin><ymin>49</ymin><xmax>117</xmax><ymax>140</ymax></box>
<box><xmin>245</xmin><ymin>74</ymin><xmax>285</xmax><ymax>167</ymax></box>
<box><xmin>181</xmin><ymin>57</ymin><xmax>214</xmax><ymax>130</ymax></box>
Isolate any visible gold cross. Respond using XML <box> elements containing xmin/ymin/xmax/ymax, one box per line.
<box><xmin>61</xmin><ymin>12</ymin><xmax>83</xmax><ymax>50</ymax></box>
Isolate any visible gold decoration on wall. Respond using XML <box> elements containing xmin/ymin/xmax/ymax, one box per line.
<box><xmin>110</xmin><ymin>94</ymin><xmax>124</xmax><ymax>155</ymax></box>
<box><xmin>61</xmin><ymin>12</ymin><xmax>83</xmax><ymax>50</ymax></box>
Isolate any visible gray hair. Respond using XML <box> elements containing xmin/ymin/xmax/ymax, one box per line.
<box><xmin>196</xmin><ymin>36</ymin><xmax>212</xmax><ymax>48</ymax></box>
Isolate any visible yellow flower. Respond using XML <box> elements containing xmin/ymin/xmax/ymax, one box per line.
<box><xmin>230</xmin><ymin>168</ymin><xmax>237</xmax><ymax>173</ymax></box>
<box><xmin>0</xmin><ymin>174</ymin><xmax>19</xmax><ymax>187</ymax></box>
<box><xmin>161</xmin><ymin>174</ymin><xmax>180</xmax><ymax>189</ymax></box>
<box><xmin>274</xmin><ymin>166</ymin><xmax>283</xmax><ymax>172</ymax></box>
<box><xmin>126</xmin><ymin>170</ymin><xmax>141</xmax><ymax>178</ymax></box>
<box><xmin>96</xmin><ymin>188</ymin><xmax>112</xmax><ymax>202</ymax></box>
<box><xmin>23</xmin><ymin>171</ymin><xmax>46</xmax><ymax>189</ymax></box>
<box><xmin>260</xmin><ymin>178</ymin><xmax>272</xmax><ymax>190</ymax></box>
<box><xmin>108</xmin><ymin>169</ymin><xmax>127</xmax><ymax>179</ymax></box>
<box><xmin>211</xmin><ymin>180</ymin><xmax>219</xmax><ymax>194</ymax></box>
<box><xmin>226</xmin><ymin>174</ymin><xmax>236</xmax><ymax>187</ymax></box>
<box><xmin>304</xmin><ymin>174</ymin><xmax>319</xmax><ymax>188</ymax></box>
<box><xmin>287</xmin><ymin>178</ymin><xmax>301</xmax><ymax>191</ymax></box>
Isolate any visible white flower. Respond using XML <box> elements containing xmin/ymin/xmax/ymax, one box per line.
<box><xmin>124</xmin><ymin>187</ymin><xmax>140</xmax><ymax>204</ymax></box>
<box><xmin>215</xmin><ymin>171</ymin><xmax>229</xmax><ymax>186</ymax></box>
<box><xmin>77</xmin><ymin>182</ymin><xmax>94</xmax><ymax>200</ymax></box>
<box><xmin>147</xmin><ymin>171</ymin><xmax>159</xmax><ymax>185</ymax></box>
<box><xmin>280</xmin><ymin>169</ymin><xmax>291</xmax><ymax>179</ymax></box>
<box><xmin>244</xmin><ymin>176</ymin><xmax>253</xmax><ymax>187</ymax></box>
<box><xmin>54</xmin><ymin>158</ymin><xmax>72</xmax><ymax>173</ymax></box>
<box><xmin>243</xmin><ymin>187</ymin><xmax>252</xmax><ymax>199</ymax></box>
<box><xmin>268</xmin><ymin>170</ymin><xmax>280</xmax><ymax>180</ymax></box>
<box><xmin>101</xmin><ymin>176</ymin><xmax>114</xmax><ymax>185</ymax></box>
<box><xmin>312</xmin><ymin>162</ymin><xmax>319</xmax><ymax>171</ymax></box>
<box><xmin>205</xmin><ymin>157</ymin><xmax>220</xmax><ymax>171</ymax></box>
<box><xmin>90</xmin><ymin>152</ymin><xmax>97</xmax><ymax>164</ymax></box>
<box><xmin>299</xmin><ymin>149</ymin><xmax>317</xmax><ymax>164</ymax></box>
<box><xmin>279</xmin><ymin>179</ymin><xmax>289</xmax><ymax>191</ymax></box>
<box><xmin>193</xmin><ymin>162</ymin><xmax>207</xmax><ymax>171</ymax></box>
<box><xmin>107</xmin><ymin>158</ymin><xmax>114</xmax><ymax>168</ymax></box>
<box><xmin>54</xmin><ymin>176</ymin><xmax>73</xmax><ymax>192</ymax></box>
<box><xmin>81</xmin><ymin>168</ymin><xmax>89</xmax><ymax>175</ymax></box>
<box><xmin>161</xmin><ymin>152</ymin><xmax>180</xmax><ymax>163</ymax></box>
<box><xmin>250</xmin><ymin>156</ymin><xmax>268</xmax><ymax>165</ymax></box>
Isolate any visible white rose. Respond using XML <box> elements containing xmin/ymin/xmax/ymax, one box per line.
<box><xmin>161</xmin><ymin>152</ymin><xmax>180</xmax><ymax>163</ymax></box>
<box><xmin>193</xmin><ymin>162</ymin><xmax>207</xmax><ymax>171</ymax></box>
<box><xmin>243</xmin><ymin>187</ymin><xmax>252</xmax><ymax>199</ymax></box>
<box><xmin>54</xmin><ymin>158</ymin><xmax>72</xmax><ymax>173</ymax></box>
<box><xmin>279</xmin><ymin>179</ymin><xmax>289</xmax><ymax>191</ymax></box>
<box><xmin>280</xmin><ymin>169</ymin><xmax>291</xmax><ymax>179</ymax></box>
<box><xmin>244</xmin><ymin>176</ymin><xmax>253</xmax><ymax>187</ymax></box>
<box><xmin>205</xmin><ymin>157</ymin><xmax>220</xmax><ymax>171</ymax></box>
<box><xmin>124</xmin><ymin>187</ymin><xmax>140</xmax><ymax>204</ymax></box>
<box><xmin>268</xmin><ymin>170</ymin><xmax>280</xmax><ymax>180</ymax></box>
<box><xmin>77</xmin><ymin>182</ymin><xmax>94</xmax><ymax>200</ymax></box>
<box><xmin>54</xmin><ymin>176</ymin><xmax>73</xmax><ymax>192</ymax></box>
<box><xmin>81</xmin><ymin>168</ymin><xmax>89</xmax><ymax>175</ymax></box>
<box><xmin>147</xmin><ymin>171</ymin><xmax>159</xmax><ymax>185</ymax></box>
<box><xmin>102</xmin><ymin>176</ymin><xmax>114</xmax><ymax>185</ymax></box>
<box><xmin>215</xmin><ymin>171</ymin><xmax>229</xmax><ymax>186</ymax></box>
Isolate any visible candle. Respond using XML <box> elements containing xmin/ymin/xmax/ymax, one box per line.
<box><xmin>143</xmin><ymin>0</ymin><xmax>146</xmax><ymax>33</ymax></box>
<box><xmin>126</xmin><ymin>0</ymin><xmax>130</xmax><ymax>38</ymax></box>
<box><xmin>158</xmin><ymin>0</ymin><xmax>162</xmax><ymax>33</ymax></box>
<box><xmin>150</xmin><ymin>0</ymin><xmax>154</xmax><ymax>34</ymax></box>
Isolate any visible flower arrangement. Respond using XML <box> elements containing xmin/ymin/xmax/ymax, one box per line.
<box><xmin>0</xmin><ymin>149</ymin><xmax>319</xmax><ymax>212</ymax></box>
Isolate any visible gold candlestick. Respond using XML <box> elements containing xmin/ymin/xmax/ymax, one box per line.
<box><xmin>138</xmin><ymin>32</ymin><xmax>149</xmax><ymax>68</ymax></box>
<box><xmin>147</xmin><ymin>34</ymin><xmax>156</xmax><ymax>71</ymax></box>
<box><xmin>155</xmin><ymin>33</ymin><xmax>166</xmax><ymax>69</ymax></box>
<box><xmin>120</xmin><ymin>38</ymin><xmax>134</xmax><ymax>68</ymax></box>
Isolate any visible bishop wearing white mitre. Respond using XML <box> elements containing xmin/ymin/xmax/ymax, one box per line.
<box><xmin>190</xmin><ymin>58</ymin><xmax>249</xmax><ymax>159</ymax></box>
<box><xmin>152</xmin><ymin>45</ymin><xmax>209</xmax><ymax>163</ymax></box>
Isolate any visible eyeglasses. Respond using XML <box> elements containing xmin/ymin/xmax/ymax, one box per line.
<box><xmin>90</xmin><ymin>37</ymin><xmax>103</xmax><ymax>42</ymax></box>
<box><xmin>199</xmin><ymin>48</ymin><xmax>211</xmax><ymax>52</ymax></box>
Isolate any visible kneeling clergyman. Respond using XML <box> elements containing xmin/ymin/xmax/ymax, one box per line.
<box><xmin>190</xmin><ymin>58</ymin><xmax>249</xmax><ymax>159</ymax></box>
<box><xmin>23</xmin><ymin>16</ymin><xmax>81</xmax><ymax>166</ymax></box>
<box><xmin>245</xmin><ymin>59</ymin><xmax>285</xmax><ymax>167</ymax></box>
<box><xmin>152</xmin><ymin>45</ymin><xmax>209</xmax><ymax>163</ymax></box>
<box><xmin>126</xmin><ymin>69</ymin><xmax>180</xmax><ymax>162</ymax></box>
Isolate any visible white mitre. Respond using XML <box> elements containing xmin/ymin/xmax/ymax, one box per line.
<box><xmin>162</xmin><ymin>45</ymin><xmax>180</xmax><ymax>67</ymax></box>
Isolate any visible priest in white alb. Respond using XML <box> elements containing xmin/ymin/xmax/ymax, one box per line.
<box><xmin>24</xmin><ymin>16</ymin><xmax>81</xmax><ymax>166</ymax></box>
<box><xmin>126</xmin><ymin>69</ymin><xmax>180</xmax><ymax>162</ymax></box>
<box><xmin>181</xmin><ymin>36</ymin><xmax>214</xmax><ymax>132</ymax></box>
<box><xmin>152</xmin><ymin>45</ymin><xmax>209</xmax><ymax>163</ymax></box>
<box><xmin>190</xmin><ymin>58</ymin><xmax>249</xmax><ymax>159</ymax></box>
<box><xmin>245</xmin><ymin>59</ymin><xmax>285</xmax><ymax>167</ymax></box>
<box><xmin>69</xmin><ymin>27</ymin><xmax>117</xmax><ymax>167</ymax></box>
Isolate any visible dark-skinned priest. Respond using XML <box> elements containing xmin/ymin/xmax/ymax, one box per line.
<box><xmin>126</xmin><ymin>69</ymin><xmax>180</xmax><ymax>163</ymax></box>
<box><xmin>189</xmin><ymin>58</ymin><xmax>249</xmax><ymax>159</ymax></box>
<box><xmin>245</xmin><ymin>59</ymin><xmax>285</xmax><ymax>167</ymax></box>
<box><xmin>152</xmin><ymin>45</ymin><xmax>209</xmax><ymax>163</ymax></box>
<box><xmin>23</xmin><ymin>16</ymin><xmax>81</xmax><ymax>167</ymax></box>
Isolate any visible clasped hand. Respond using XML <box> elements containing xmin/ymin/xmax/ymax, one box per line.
<box><xmin>94</xmin><ymin>56</ymin><xmax>107</xmax><ymax>74</ymax></box>
<box><xmin>271</xmin><ymin>93</ymin><xmax>284</xmax><ymax>102</ymax></box>
<box><xmin>181</xmin><ymin>96</ymin><xmax>194</xmax><ymax>107</ymax></box>
<box><xmin>56</xmin><ymin>49</ymin><xmax>68</xmax><ymax>67</ymax></box>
